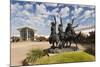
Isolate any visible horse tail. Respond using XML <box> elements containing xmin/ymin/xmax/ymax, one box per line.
<box><xmin>76</xmin><ymin>32</ymin><xmax>81</xmax><ymax>39</ymax></box>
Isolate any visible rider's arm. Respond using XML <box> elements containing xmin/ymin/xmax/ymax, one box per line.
<box><xmin>72</xmin><ymin>24</ymin><xmax>78</xmax><ymax>28</ymax></box>
<box><xmin>53</xmin><ymin>16</ymin><xmax>57</xmax><ymax>25</ymax></box>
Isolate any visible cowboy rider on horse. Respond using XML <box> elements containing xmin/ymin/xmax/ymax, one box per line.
<box><xmin>65</xmin><ymin>19</ymin><xmax>78</xmax><ymax>37</ymax></box>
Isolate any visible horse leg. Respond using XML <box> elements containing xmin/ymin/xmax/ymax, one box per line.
<box><xmin>62</xmin><ymin>40</ymin><xmax>65</xmax><ymax>48</ymax></box>
<box><xmin>51</xmin><ymin>42</ymin><xmax>55</xmax><ymax>49</ymax></box>
<box><xmin>65</xmin><ymin>41</ymin><xmax>68</xmax><ymax>48</ymax></box>
<box><xmin>53</xmin><ymin>42</ymin><xmax>55</xmax><ymax>48</ymax></box>
<box><xmin>68</xmin><ymin>41</ymin><xmax>71</xmax><ymax>47</ymax></box>
<box><xmin>74</xmin><ymin>40</ymin><xmax>78</xmax><ymax>51</ymax></box>
<box><xmin>75</xmin><ymin>43</ymin><xmax>78</xmax><ymax>51</ymax></box>
<box><xmin>58</xmin><ymin>41</ymin><xmax>62</xmax><ymax>49</ymax></box>
<box><xmin>61</xmin><ymin>41</ymin><xmax>63</xmax><ymax>48</ymax></box>
<box><xmin>63</xmin><ymin>41</ymin><xmax>65</xmax><ymax>47</ymax></box>
<box><xmin>56</xmin><ymin>41</ymin><xmax>58</xmax><ymax>48</ymax></box>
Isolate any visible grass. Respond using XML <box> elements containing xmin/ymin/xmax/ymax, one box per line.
<box><xmin>34</xmin><ymin>51</ymin><xmax>95</xmax><ymax>65</ymax></box>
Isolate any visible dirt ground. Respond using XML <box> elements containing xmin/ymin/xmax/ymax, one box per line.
<box><xmin>11</xmin><ymin>41</ymin><xmax>93</xmax><ymax>66</ymax></box>
<box><xmin>11</xmin><ymin>41</ymin><xmax>51</xmax><ymax>66</ymax></box>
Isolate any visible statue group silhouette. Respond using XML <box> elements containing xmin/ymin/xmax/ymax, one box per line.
<box><xmin>49</xmin><ymin>15</ymin><xmax>81</xmax><ymax>51</ymax></box>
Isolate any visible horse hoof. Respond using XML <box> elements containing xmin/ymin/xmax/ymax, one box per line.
<box><xmin>65</xmin><ymin>46</ymin><xmax>69</xmax><ymax>48</ymax></box>
<box><xmin>51</xmin><ymin>46</ymin><xmax>55</xmax><ymax>49</ymax></box>
<box><xmin>58</xmin><ymin>46</ymin><xmax>61</xmax><ymax>49</ymax></box>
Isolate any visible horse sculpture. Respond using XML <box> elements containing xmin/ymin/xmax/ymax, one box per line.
<box><xmin>49</xmin><ymin>16</ymin><xmax>59</xmax><ymax>48</ymax></box>
<box><xmin>64</xmin><ymin>32</ymin><xmax>81</xmax><ymax>50</ymax></box>
<box><xmin>58</xmin><ymin>17</ymin><xmax>81</xmax><ymax>50</ymax></box>
<box><xmin>58</xmin><ymin>16</ymin><xmax>65</xmax><ymax>49</ymax></box>
<box><xmin>49</xmin><ymin>15</ymin><xmax>81</xmax><ymax>51</ymax></box>
<box><xmin>49</xmin><ymin>33</ymin><xmax>59</xmax><ymax>48</ymax></box>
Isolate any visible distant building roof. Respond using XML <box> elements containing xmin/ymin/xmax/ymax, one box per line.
<box><xmin>17</xmin><ymin>26</ymin><xmax>36</xmax><ymax>31</ymax></box>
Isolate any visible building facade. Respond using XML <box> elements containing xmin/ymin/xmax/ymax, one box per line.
<box><xmin>17</xmin><ymin>27</ymin><xmax>35</xmax><ymax>41</ymax></box>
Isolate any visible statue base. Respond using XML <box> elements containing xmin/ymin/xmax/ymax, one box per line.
<box><xmin>45</xmin><ymin>46</ymin><xmax>79</xmax><ymax>54</ymax></box>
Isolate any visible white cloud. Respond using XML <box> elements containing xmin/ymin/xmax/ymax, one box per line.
<box><xmin>35</xmin><ymin>3</ymin><xmax>60</xmax><ymax>18</ymax></box>
<box><xmin>22</xmin><ymin>10</ymin><xmax>31</xmax><ymax>16</ymax></box>
<box><xmin>79</xmin><ymin>5</ymin><xmax>95</xmax><ymax>9</ymax></box>
<box><xmin>45</xmin><ymin>3</ymin><xmax>58</xmax><ymax>7</ymax></box>
<box><xmin>11</xmin><ymin>3</ymin><xmax>50</xmax><ymax>36</ymax></box>
<box><xmin>52</xmin><ymin>8</ymin><xmax>59</xmax><ymax>13</ymax></box>
<box><xmin>75</xmin><ymin>8</ymin><xmax>83</xmax><ymax>15</ymax></box>
<box><xmin>32</xmin><ymin>15</ymin><xmax>45</xmax><ymax>24</ymax></box>
<box><xmin>51</xmin><ymin>8</ymin><xmax>59</xmax><ymax>16</ymax></box>
<box><xmin>66</xmin><ymin>19</ymin><xmax>71</xmax><ymax>23</ymax></box>
<box><xmin>71</xmin><ymin>5</ymin><xmax>96</xmax><ymax>22</ymax></box>
<box><xmin>84</xmin><ymin>10</ymin><xmax>94</xmax><ymax>18</ymax></box>
<box><xmin>37</xmin><ymin>14</ymin><xmax>48</xmax><ymax>19</ymax></box>
<box><xmin>35</xmin><ymin>3</ymin><xmax>59</xmax><ymax>17</ymax></box>
<box><xmin>36</xmin><ymin>4</ymin><xmax>47</xmax><ymax>14</ymax></box>
<box><xmin>71</xmin><ymin>6</ymin><xmax>84</xmax><ymax>19</ymax></box>
<box><xmin>60</xmin><ymin>7</ymin><xmax>70</xmax><ymax>18</ymax></box>
<box><xmin>11</xmin><ymin>3</ymin><xmax>23</xmax><ymax>14</ymax></box>
<box><xmin>75</xmin><ymin>25</ymin><xmax>95</xmax><ymax>32</ymax></box>
<box><xmin>89</xmin><ymin>5</ymin><xmax>95</xmax><ymax>9</ymax></box>
<box><xmin>79</xmin><ymin>10</ymin><xmax>95</xmax><ymax>22</ymax></box>
<box><xmin>24</xmin><ymin>3</ymin><xmax>33</xmax><ymax>10</ymax></box>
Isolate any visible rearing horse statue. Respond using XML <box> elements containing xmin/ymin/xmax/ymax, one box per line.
<box><xmin>58</xmin><ymin>15</ymin><xmax>65</xmax><ymax>48</ymax></box>
<box><xmin>64</xmin><ymin>19</ymin><xmax>81</xmax><ymax>50</ymax></box>
<box><xmin>49</xmin><ymin>16</ymin><xmax>59</xmax><ymax>48</ymax></box>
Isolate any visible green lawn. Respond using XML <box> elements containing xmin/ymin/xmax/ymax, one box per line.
<box><xmin>34</xmin><ymin>51</ymin><xmax>95</xmax><ymax>64</ymax></box>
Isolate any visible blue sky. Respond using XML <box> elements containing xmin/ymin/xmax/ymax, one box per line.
<box><xmin>11</xmin><ymin>0</ymin><xmax>95</xmax><ymax>36</ymax></box>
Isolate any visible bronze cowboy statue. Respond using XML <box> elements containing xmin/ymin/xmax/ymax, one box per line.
<box><xmin>48</xmin><ymin>15</ymin><xmax>81</xmax><ymax>50</ymax></box>
<box><xmin>64</xmin><ymin>19</ymin><xmax>81</xmax><ymax>50</ymax></box>
<box><xmin>49</xmin><ymin>15</ymin><xmax>59</xmax><ymax>49</ymax></box>
<box><xmin>58</xmin><ymin>16</ymin><xmax>65</xmax><ymax>48</ymax></box>
<box><xmin>65</xmin><ymin>19</ymin><xmax>78</xmax><ymax>37</ymax></box>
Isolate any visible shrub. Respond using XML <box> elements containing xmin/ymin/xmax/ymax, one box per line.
<box><xmin>22</xmin><ymin>49</ymin><xmax>49</xmax><ymax>66</ymax></box>
<box><xmin>84</xmin><ymin>48</ymin><xmax>95</xmax><ymax>56</ymax></box>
